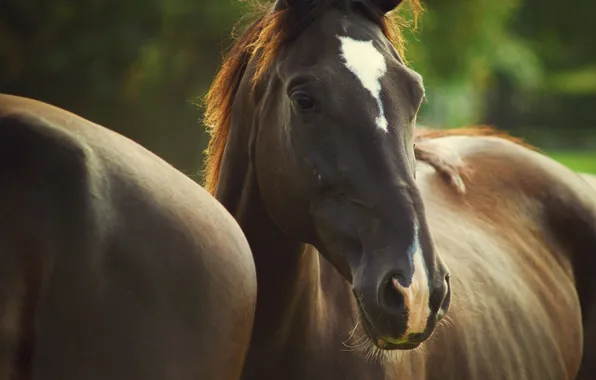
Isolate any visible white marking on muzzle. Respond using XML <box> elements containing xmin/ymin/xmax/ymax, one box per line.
<box><xmin>337</xmin><ymin>36</ymin><xmax>388</xmax><ymax>132</ymax></box>
<box><xmin>392</xmin><ymin>225</ymin><xmax>431</xmax><ymax>337</ymax></box>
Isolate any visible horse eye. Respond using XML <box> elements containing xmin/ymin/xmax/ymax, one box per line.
<box><xmin>291</xmin><ymin>93</ymin><xmax>315</xmax><ymax>111</ymax></box>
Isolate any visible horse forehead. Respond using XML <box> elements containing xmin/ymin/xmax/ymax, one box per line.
<box><xmin>337</xmin><ymin>35</ymin><xmax>389</xmax><ymax>131</ymax></box>
<box><xmin>337</xmin><ymin>36</ymin><xmax>387</xmax><ymax>89</ymax></box>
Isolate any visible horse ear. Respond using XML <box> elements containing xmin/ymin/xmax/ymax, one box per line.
<box><xmin>368</xmin><ymin>0</ymin><xmax>403</xmax><ymax>14</ymax></box>
<box><xmin>274</xmin><ymin>0</ymin><xmax>286</xmax><ymax>10</ymax></box>
<box><xmin>274</xmin><ymin>0</ymin><xmax>298</xmax><ymax>10</ymax></box>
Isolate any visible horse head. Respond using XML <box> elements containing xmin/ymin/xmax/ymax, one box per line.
<box><xmin>207</xmin><ymin>0</ymin><xmax>450</xmax><ymax>350</ymax></box>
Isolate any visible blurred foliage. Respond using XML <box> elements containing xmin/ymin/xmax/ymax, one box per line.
<box><xmin>0</xmin><ymin>0</ymin><xmax>245</xmax><ymax>173</ymax></box>
<box><xmin>548</xmin><ymin>151</ymin><xmax>596</xmax><ymax>174</ymax></box>
<box><xmin>401</xmin><ymin>0</ymin><xmax>543</xmax><ymax>128</ymax></box>
<box><xmin>0</xmin><ymin>0</ymin><xmax>594</xmax><ymax>175</ymax></box>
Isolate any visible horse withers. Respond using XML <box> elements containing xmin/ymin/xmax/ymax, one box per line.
<box><xmin>203</xmin><ymin>0</ymin><xmax>592</xmax><ymax>378</ymax></box>
<box><xmin>0</xmin><ymin>94</ymin><xmax>256</xmax><ymax>379</ymax></box>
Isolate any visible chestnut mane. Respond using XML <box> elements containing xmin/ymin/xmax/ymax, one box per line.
<box><xmin>202</xmin><ymin>0</ymin><xmax>422</xmax><ymax>194</ymax></box>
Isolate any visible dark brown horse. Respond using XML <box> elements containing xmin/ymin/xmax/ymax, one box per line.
<box><xmin>0</xmin><ymin>94</ymin><xmax>257</xmax><ymax>379</ymax></box>
<box><xmin>203</xmin><ymin>0</ymin><xmax>594</xmax><ymax>378</ymax></box>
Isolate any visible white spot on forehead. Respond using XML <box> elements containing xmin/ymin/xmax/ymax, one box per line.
<box><xmin>337</xmin><ymin>36</ymin><xmax>388</xmax><ymax>132</ymax></box>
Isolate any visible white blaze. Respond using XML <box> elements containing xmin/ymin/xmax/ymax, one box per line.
<box><xmin>337</xmin><ymin>36</ymin><xmax>388</xmax><ymax>132</ymax></box>
<box><xmin>392</xmin><ymin>225</ymin><xmax>431</xmax><ymax>337</ymax></box>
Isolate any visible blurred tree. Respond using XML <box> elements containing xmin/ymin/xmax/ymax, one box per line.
<box><xmin>399</xmin><ymin>0</ymin><xmax>542</xmax><ymax>128</ymax></box>
<box><xmin>0</xmin><ymin>0</ymin><xmax>244</xmax><ymax>173</ymax></box>
<box><xmin>482</xmin><ymin>0</ymin><xmax>596</xmax><ymax>149</ymax></box>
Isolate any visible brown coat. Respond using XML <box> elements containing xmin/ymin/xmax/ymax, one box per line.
<box><xmin>0</xmin><ymin>94</ymin><xmax>257</xmax><ymax>380</ymax></box>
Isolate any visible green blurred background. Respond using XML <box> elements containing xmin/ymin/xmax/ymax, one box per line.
<box><xmin>1</xmin><ymin>0</ymin><xmax>595</xmax><ymax>177</ymax></box>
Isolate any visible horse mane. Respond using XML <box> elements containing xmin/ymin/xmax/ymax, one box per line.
<box><xmin>413</xmin><ymin>125</ymin><xmax>539</xmax><ymax>193</ymax></box>
<box><xmin>202</xmin><ymin>0</ymin><xmax>422</xmax><ymax>194</ymax></box>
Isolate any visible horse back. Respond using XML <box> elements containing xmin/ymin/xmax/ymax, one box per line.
<box><xmin>581</xmin><ymin>172</ymin><xmax>596</xmax><ymax>191</ymax></box>
<box><xmin>414</xmin><ymin>135</ymin><xmax>594</xmax><ymax>379</ymax></box>
<box><xmin>0</xmin><ymin>94</ymin><xmax>256</xmax><ymax>380</ymax></box>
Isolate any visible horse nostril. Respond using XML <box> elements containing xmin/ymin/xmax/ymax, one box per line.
<box><xmin>392</xmin><ymin>273</ymin><xmax>408</xmax><ymax>287</ymax></box>
<box><xmin>381</xmin><ymin>276</ymin><xmax>405</xmax><ymax>314</ymax></box>
<box><xmin>442</xmin><ymin>275</ymin><xmax>451</xmax><ymax>304</ymax></box>
<box><xmin>435</xmin><ymin>274</ymin><xmax>451</xmax><ymax>320</ymax></box>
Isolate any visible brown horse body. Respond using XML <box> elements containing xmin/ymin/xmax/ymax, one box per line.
<box><xmin>0</xmin><ymin>94</ymin><xmax>257</xmax><ymax>380</ymax></box>
<box><xmin>413</xmin><ymin>133</ymin><xmax>593</xmax><ymax>379</ymax></box>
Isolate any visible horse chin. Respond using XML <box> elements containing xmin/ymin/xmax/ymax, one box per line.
<box><xmin>355</xmin><ymin>301</ymin><xmax>422</xmax><ymax>351</ymax></box>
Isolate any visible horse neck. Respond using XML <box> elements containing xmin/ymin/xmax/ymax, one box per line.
<box><xmin>237</xmin><ymin>186</ymin><xmax>324</xmax><ymax>345</ymax></box>
<box><xmin>214</xmin><ymin>148</ymin><xmax>338</xmax><ymax>365</ymax></box>
<box><xmin>236</xmin><ymin>192</ymin><xmax>372</xmax><ymax>379</ymax></box>
<box><xmin>212</xmin><ymin>74</ymin><xmax>360</xmax><ymax>374</ymax></box>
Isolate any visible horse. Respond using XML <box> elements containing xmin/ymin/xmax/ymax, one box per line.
<box><xmin>202</xmin><ymin>0</ymin><xmax>595</xmax><ymax>378</ymax></box>
<box><xmin>0</xmin><ymin>94</ymin><xmax>257</xmax><ymax>380</ymax></box>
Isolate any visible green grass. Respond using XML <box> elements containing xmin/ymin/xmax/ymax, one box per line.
<box><xmin>547</xmin><ymin>151</ymin><xmax>596</xmax><ymax>174</ymax></box>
